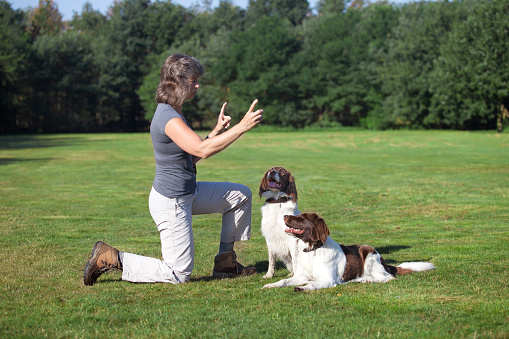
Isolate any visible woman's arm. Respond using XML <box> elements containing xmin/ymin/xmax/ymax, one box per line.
<box><xmin>192</xmin><ymin>102</ymin><xmax>232</xmax><ymax>164</ymax></box>
<box><xmin>165</xmin><ymin>99</ymin><xmax>263</xmax><ymax>160</ymax></box>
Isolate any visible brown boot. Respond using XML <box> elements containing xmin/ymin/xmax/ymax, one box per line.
<box><xmin>212</xmin><ymin>250</ymin><xmax>257</xmax><ymax>279</ymax></box>
<box><xmin>83</xmin><ymin>241</ymin><xmax>122</xmax><ymax>286</ymax></box>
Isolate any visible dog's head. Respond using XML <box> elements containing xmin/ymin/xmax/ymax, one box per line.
<box><xmin>284</xmin><ymin>213</ymin><xmax>330</xmax><ymax>252</ymax></box>
<box><xmin>259</xmin><ymin>167</ymin><xmax>298</xmax><ymax>202</ymax></box>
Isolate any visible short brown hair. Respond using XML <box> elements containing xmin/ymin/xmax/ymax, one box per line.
<box><xmin>155</xmin><ymin>53</ymin><xmax>204</xmax><ymax>107</ymax></box>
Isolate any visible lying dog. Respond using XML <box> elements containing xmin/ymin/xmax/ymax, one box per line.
<box><xmin>262</xmin><ymin>213</ymin><xmax>435</xmax><ymax>291</ymax></box>
<box><xmin>259</xmin><ymin>167</ymin><xmax>300</xmax><ymax>279</ymax></box>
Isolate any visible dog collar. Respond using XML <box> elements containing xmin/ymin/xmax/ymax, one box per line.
<box><xmin>265</xmin><ymin>196</ymin><xmax>292</xmax><ymax>204</ymax></box>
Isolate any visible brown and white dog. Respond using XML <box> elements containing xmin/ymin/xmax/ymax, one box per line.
<box><xmin>259</xmin><ymin>167</ymin><xmax>300</xmax><ymax>279</ymax></box>
<box><xmin>262</xmin><ymin>213</ymin><xmax>436</xmax><ymax>291</ymax></box>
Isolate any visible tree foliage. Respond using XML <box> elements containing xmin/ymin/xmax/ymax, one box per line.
<box><xmin>376</xmin><ymin>1</ymin><xmax>469</xmax><ymax>129</ymax></box>
<box><xmin>2</xmin><ymin>0</ymin><xmax>508</xmax><ymax>133</ymax></box>
<box><xmin>428</xmin><ymin>0</ymin><xmax>509</xmax><ymax>131</ymax></box>
<box><xmin>0</xmin><ymin>1</ymin><xmax>29</xmax><ymax>133</ymax></box>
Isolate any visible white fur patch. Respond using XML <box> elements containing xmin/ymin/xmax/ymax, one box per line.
<box><xmin>398</xmin><ymin>262</ymin><xmax>436</xmax><ymax>272</ymax></box>
<box><xmin>361</xmin><ymin>252</ymin><xmax>395</xmax><ymax>283</ymax></box>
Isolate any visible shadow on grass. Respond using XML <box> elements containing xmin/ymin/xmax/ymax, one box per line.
<box><xmin>375</xmin><ymin>245</ymin><xmax>410</xmax><ymax>255</ymax></box>
<box><xmin>191</xmin><ymin>276</ymin><xmax>216</xmax><ymax>282</ymax></box>
<box><xmin>375</xmin><ymin>245</ymin><xmax>410</xmax><ymax>265</ymax></box>
<box><xmin>252</xmin><ymin>260</ymin><xmax>289</xmax><ymax>276</ymax></box>
<box><xmin>191</xmin><ymin>261</ymin><xmax>287</xmax><ymax>282</ymax></box>
<box><xmin>0</xmin><ymin>157</ymin><xmax>55</xmax><ymax>166</ymax></box>
<box><xmin>0</xmin><ymin>135</ymin><xmax>85</xmax><ymax>150</ymax></box>
<box><xmin>0</xmin><ymin>135</ymin><xmax>94</xmax><ymax>166</ymax></box>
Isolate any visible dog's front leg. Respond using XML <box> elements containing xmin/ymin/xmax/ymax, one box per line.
<box><xmin>261</xmin><ymin>275</ymin><xmax>309</xmax><ymax>289</ymax></box>
<box><xmin>294</xmin><ymin>280</ymin><xmax>338</xmax><ymax>292</ymax></box>
<box><xmin>263</xmin><ymin>250</ymin><xmax>277</xmax><ymax>279</ymax></box>
<box><xmin>294</xmin><ymin>269</ymin><xmax>341</xmax><ymax>291</ymax></box>
<box><xmin>288</xmin><ymin>240</ymin><xmax>299</xmax><ymax>277</ymax></box>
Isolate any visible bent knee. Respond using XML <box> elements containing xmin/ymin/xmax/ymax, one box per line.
<box><xmin>233</xmin><ymin>182</ymin><xmax>251</xmax><ymax>194</ymax></box>
<box><xmin>238</xmin><ymin>184</ymin><xmax>252</xmax><ymax>199</ymax></box>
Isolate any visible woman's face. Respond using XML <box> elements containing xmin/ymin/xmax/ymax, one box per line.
<box><xmin>187</xmin><ymin>78</ymin><xmax>200</xmax><ymax>100</ymax></box>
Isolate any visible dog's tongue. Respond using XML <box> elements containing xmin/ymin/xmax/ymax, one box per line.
<box><xmin>268</xmin><ymin>182</ymin><xmax>279</xmax><ymax>188</ymax></box>
<box><xmin>285</xmin><ymin>227</ymin><xmax>305</xmax><ymax>235</ymax></box>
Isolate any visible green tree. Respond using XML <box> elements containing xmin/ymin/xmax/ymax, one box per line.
<box><xmin>27</xmin><ymin>31</ymin><xmax>99</xmax><ymax>132</ymax></box>
<box><xmin>246</xmin><ymin>0</ymin><xmax>309</xmax><ymax>26</ymax></box>
<box><xmin>69</xmin><ymin>2</ymin><xmax>106</xmax><ymax>32</ymax></box>
<box><xmin>215</xmin><ymin>17</ymin><xmax>300</xmax><ymax>125</ymax></box>
<box><xmin>27</xmin><ymin>0</ymin><xmax>64</xmax><ymax>41</ymax></box>
<box><xmin>201</xmin><ymin>0</ymin><xmax>245</xmax><ymax>35</ymax></box>
<box><xmin>377</xmin><ymin>1</ymin><xmax>468</xmax><ymax>129</ymax></box>
<box><xmin>95</xmin><ymin>0</ymin><xmax>153</xmax><ymax>131</ymax></box>
<box><xmin>0</xmin><ymin>1</ymin><xmax>29</xmax><ymax>133</ymax></box>
<box><xmin>144</xmin><ymin>1</ymin><xmax>189</xmax><ymax>54</ymax></box>
<box><xmin>297</xmin><ymin>4</ymin><xmax>399</xmax><ymax>127</ymax></box>
<box><xmin>428</xmin><ymin>0</ymin><xmax>509</xmax><ymax>131</ymax></box>
<box><xmin>270</xmin><ymin>0</ymin><xmax>309</xmax><ymax>26</ymax></box>
<box><xmin>316</xmin><ymin>0</ymin><xmax>345</xmax><ymax>15</ymax></box>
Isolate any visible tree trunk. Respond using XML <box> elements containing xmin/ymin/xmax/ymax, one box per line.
<box><xmin>498</xmin><ymin>103</ymin><xmax>509</xmax><ymax>133</ymax></box>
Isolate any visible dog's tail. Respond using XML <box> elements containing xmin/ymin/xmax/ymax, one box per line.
<box><xmin>396</xmin><ymin>262</ymin><xmax>436</xmax><ymax>275</ymax></box>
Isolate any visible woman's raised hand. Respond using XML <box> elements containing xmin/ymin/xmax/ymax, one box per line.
<box><xmin>240</xmin><ymin>99</ymin><xmax>263</xmax><ymax>132</ymax></box>
<box><xmin>214</xmin><ymin>102</ymin><xmax>232</xmax><ymax>134</ymax></box>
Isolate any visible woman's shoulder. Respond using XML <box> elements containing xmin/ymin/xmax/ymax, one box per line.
<box><xmin>155</xmin><ymin>103</ymin><xmax>178</xmax><ymax>117</ymax></box>
<box><xmin>153</xmin><ymin>104</ymin><xmax>181</xmax><ymax>124</ymax></box>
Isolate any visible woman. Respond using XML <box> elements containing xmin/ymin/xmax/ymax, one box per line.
<box><xmin>84</xmin><ymin>53</ymin><xmax>263</xmax><ymax>285</ymax></box>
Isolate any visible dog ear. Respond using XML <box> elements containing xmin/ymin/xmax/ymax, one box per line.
<box><xmin>286</xmin><ymin>172</ymin><xmax>298</xmax><ymax>203</ymax></box>
<box><xmin>259</xmin><ymin>170</ymin><xmax>270</xmax><ymax>197</ymax></box>
<box><xmin>311</xmin><ymin>214</ymin><xmax>330</xmax><ymax>246</ymax></box>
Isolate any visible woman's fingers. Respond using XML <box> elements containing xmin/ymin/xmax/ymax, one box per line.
<box><xmin>219</xmin><ymin>102</ymin><xmax>227</xmax><ymax>118</ymax></box>
<box><xmin>248</xmin><ymin>99</ymin><xmax>259</xmax><ymax>113</ymax></box>
<box><xmin>253</xmin><ymin>109</ymin><xmax>263</xmax><ymax>121</ymax></box>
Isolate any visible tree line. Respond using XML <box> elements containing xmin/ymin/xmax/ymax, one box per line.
<box><xmin>1</xmin><ymin>0</ymin><xmax>508</xmax><ymax>134</ymax></box>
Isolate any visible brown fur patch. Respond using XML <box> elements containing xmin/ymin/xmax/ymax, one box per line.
<box><xmin>340</xmin><ymin>245</ymin><xmax>377</xmax><ymax>281</ymax></box>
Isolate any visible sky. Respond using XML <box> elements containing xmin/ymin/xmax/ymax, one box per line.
<box><xmin>9</xmin><ymin>0</ymin><xmax>329</xmax><ymax>20</ymax></box>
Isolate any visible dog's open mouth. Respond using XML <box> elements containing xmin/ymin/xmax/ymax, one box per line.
<box><xmin>268</xmin><ymin>178</ymin><xmax>281</xmax><ymax>190</ymax></box>
<box><xmin>285</xmin><ymin>227</ymin><xmax>305</xmax><ymax>235</ymax></box>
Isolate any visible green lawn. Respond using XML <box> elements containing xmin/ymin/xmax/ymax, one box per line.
<box><xmin>1</xmin><ymin>130</ymin><xmax>508</xmax><ymax>338</ymax></box>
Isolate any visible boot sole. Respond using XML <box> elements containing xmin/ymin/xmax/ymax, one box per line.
<box><xmin>212</xmin><ymin>272</ymin><xmax>238</xmax><ymax>279</ymax></box>
<box><xmin>213</xmin><ymin>267</ymin><xmax>257</xmax><ymax>279</ymax></box>
<box><xmin>83</xmin><ymin>241</ymin><xmax>103</xmax><ymax>286</ymax></box>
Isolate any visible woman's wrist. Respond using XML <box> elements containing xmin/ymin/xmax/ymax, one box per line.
<box><xmin>210</xmin><ymin>128</ymin><xmax>225</xmax><ymax>138</ymax></box>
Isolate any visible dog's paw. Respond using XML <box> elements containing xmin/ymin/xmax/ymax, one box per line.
<box><xmin>262</xmin><ymin>273</ymin><xmax>273</xmax><ymax>279</ymax></box>
<box><xmin>262</xmin><ymin>283</ymin><xmax>275</xmax><ymax>289</ymax></box>
<box><xmin>294</xmin><ymin>286</ymin><xmax>305</xmax><ymax>292</ymax></box>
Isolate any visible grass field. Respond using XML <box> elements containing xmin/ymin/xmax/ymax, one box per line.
<box><xmin>1</xmin><ymin>130</ymin><xmax>508</xmax><ymax>338</ymax></box>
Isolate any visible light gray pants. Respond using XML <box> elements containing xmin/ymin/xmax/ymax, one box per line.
<box><xmin>121</xmin><ymin>182</ymin><xmax>252</xmax><ymax>284</ymax></box>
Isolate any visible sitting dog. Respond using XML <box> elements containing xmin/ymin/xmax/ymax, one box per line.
<box><xmin>262</xmin><ymin>213</ymin><xmax>436</xmax><ymax>291</ymax></box>
<box><xmin>259</xmin><ymin>167</ymin><xmax>300</xmax><ymax>279</ymax></box>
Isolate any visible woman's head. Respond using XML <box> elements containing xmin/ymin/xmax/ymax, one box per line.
<box><xmin>156</xmin><ymin>53</ymin><xmax>205</xmax><ymax>107</ymax></box>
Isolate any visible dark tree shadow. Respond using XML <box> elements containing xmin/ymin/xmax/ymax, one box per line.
<box><xmin>0</xmin><ymin>135</ymin><xmax>86</xmax><ymax>150</ymax></box>
<box><xmin>0</xmin><ymin>157</ymin><xmax>55</xmax><ymax>166</ymax></box>
<box><xmin>1</xmin><ymin>135</ymin><xmax>104</xmax><ymax>166</ymax></box>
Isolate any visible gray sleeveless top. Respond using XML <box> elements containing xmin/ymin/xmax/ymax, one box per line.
<box><xmin>150</xmin><ymin>103</ymin><xmax>196</xmax><ymax>198</ymax></box>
